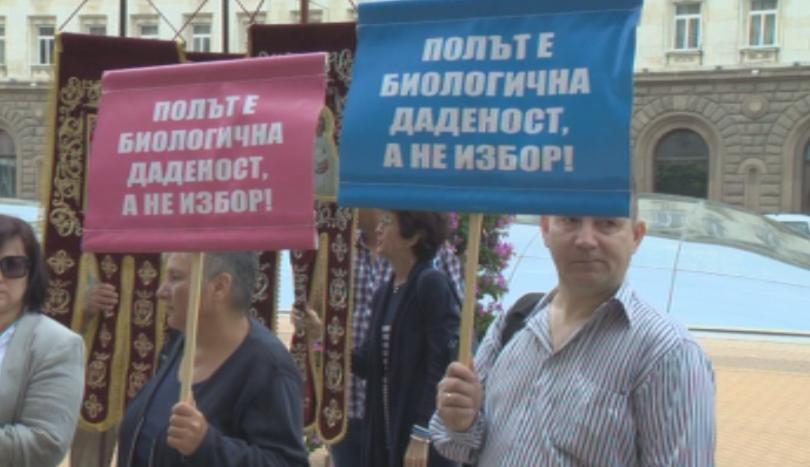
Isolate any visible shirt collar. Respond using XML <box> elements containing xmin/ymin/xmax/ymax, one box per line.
<box><xmin>529</xmin><ymin>280</ymin><xmax>637</xmax><ymax>327</ymax></box>
<box><xmin>611</xmin><ymin>281</ymin><xmax>638</xmax><ymax>325</ymax></box>
<box><xmin>355</xmin><ymin>229</ymin><xmax>371</xmax><ymax>250</ymax></box>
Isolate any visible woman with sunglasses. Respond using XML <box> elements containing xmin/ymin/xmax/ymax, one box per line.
<box><xmin>0</xmin><ymin>214</ymin><xmax>85</xmax><ymax>467</ymax></box>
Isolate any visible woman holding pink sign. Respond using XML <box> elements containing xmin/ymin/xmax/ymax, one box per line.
<box><xmin>117</xmin><ymin>251</ymin><xmax>308</xmax><ymax>467</ymax></box>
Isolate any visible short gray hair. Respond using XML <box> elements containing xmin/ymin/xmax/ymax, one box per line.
<box><xmin>204</xmin><ymin>251</ymin><xmax>259</xmax><ymax>310</ymax></box>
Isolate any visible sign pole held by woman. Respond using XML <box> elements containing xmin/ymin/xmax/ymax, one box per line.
<box><xmin>179</xmin><ymin>252</ymin><xmax>204</xmax><ymax>401</ymax></box>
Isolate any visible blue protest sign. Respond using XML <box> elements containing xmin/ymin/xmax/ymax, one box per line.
<box><xmin>339</xmin><ymin>0</ymin><xmax>642</xmax><ymax>216</ymax></box>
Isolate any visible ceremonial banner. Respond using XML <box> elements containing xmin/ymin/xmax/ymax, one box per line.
<box><xmin>41</xmin><ymin>33</ymin><xmax>180</xmax><ymax>431</ymax></box>
<box><xmin>251</xmin><ymin>250</ymin><xmax>281</xmax><ymax>331</ymax></box>
<box><xmin>83</xmin><ymin>54</ymin><xmax>327</xmax><ymax>253</ymax></box>
<box><xmin>339</xmin><ymin>0</ymin><xmax>642</xmax><ymax>217</ymax></box>
<box><xmin>251</xmin><ymin>22</ymin><xmax>356</xmax><ymax>442</ymax></box>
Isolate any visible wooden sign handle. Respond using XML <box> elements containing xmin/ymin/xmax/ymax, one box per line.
<box><xmin>458</xmin><ymin>214</ymin><xmax>483</xmax><ymax>366</ymax></box>
<box><xmin>179</xmin><ymin>252</ymin><xmax>205</xmax><ymax>401</ymax></box>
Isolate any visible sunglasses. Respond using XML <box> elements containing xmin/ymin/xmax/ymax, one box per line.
<box><xmin>0</xmin><ymin>256</ymin><xmax>30</xmax><ymax>279</ymax></box>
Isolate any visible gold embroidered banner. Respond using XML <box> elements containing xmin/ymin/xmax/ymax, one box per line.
<box><xmin>250</xmin><ymin>22</ymin><xmax>356</xmax><ymax>443</ymax></box>
<box><xmin>42</xmin><ymin>34</ymin><xmax>283</xmax><ymax>429</ymax></box>
<box><xmin>40</xmin><ymin>33</ymin><xmax>182</xmax><ymax>430</ymax></box>
<box><xmin>289</xmin><ymin>203</ymin><xmax>354</xmax><ymax>441</ymax></box>
<box><xmin>252</xmin><ymin>251</ymin><xmax>280</xmax><ymax>332</ymax></box>
<box><xmin>288</xmin><ymin>248</ymin><xmax>320</xmax><ymax>430</ymax></box>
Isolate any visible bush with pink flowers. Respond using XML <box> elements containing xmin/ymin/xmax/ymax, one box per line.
<box><xmin>448</xmin><ymin>213</ymin><xmax>514</xmax><ymax>340</ymax></box>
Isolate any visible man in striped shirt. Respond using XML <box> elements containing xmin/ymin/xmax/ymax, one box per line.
<box><xmin>430</xmin><ymin>210</ymin><xmax>716</xmax><ymax>466</ymax></box>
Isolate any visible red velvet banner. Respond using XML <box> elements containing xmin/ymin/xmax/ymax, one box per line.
<box><xmin>42</xmin><ymin>33</ymin><xmax>181</xmax><ymax>430</ymax></box>
<box><xmin>250</xmin><ymin>22</ymin><xmax>357</xmax><ymax>443</ymax></box>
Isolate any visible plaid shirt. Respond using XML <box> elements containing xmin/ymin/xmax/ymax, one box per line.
<box><xmin>349</xmin><ymin>231</ymin><xmax>464</xmax><ymax>419</ymax></box>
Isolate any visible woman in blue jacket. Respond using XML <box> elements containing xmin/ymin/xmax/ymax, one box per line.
<box><xmin>118</xmin><ymin>251</ymin><xmax>308</xmax><ymax>467</ymax></box>
<box><xmin>353</xmin><ymin>211</ymin><xmax>460</xmax><ymax>467</ymax></box>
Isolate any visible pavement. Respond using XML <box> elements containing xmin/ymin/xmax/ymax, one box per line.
<box><xmin>700</xmin><ymin>336</ymin><xmax>810</xmax><ymax>467</ymax></box>
<box><xmin>60</xmin><ymin>320</ymin><xmax>810</xmax><ymax>466</ymax></box>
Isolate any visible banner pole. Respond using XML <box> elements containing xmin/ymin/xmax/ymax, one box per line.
<box><xmin>458</xmin><ymin>214</ymin><xmax>483</xmax><ymax>366</ymax></box>
<box><xmin>180</xmin><ymin>252</ymin><xmax>205</xmax><ymax>401</ymax></box>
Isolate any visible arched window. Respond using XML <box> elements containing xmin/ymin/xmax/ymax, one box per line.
<box><xmin>802</xmin><ymin>141</ymin><xmax>810</xmax><ymax>213</ymax></box>
<box><xmin>654</xmin><ymin>129</ymin><xmax>709</xmax><ymax>198</ymax></box>
<box><xmin>0</xmin><ymin>129</ymin><xmax>16</xmax><ymax>197</ymax></box>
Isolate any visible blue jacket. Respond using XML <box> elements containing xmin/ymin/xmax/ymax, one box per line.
<box><xmin>118</xmin><ymin>318</ymin><xmax>308</xmax><ymax>467</ymax></box>
<box><xmin>353</xmin><ymin>260</ymin><xmax>460</xmax><ymax>467</ymax></box>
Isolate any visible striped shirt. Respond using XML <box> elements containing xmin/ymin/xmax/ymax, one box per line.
<box><xmin>348</xmin><ymin>232</ymin><xmax>463</xmax><ymax>419</ymax></box>
<box><xmin>430</xmin><ymin>283</ymin><xmax>716</xmax><ymax>466</ymax></box>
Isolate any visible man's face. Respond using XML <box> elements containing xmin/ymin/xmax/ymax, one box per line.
<box><xmin>157</xmin><ymin>253</ymin><xmax>191</xmax><ymax>331</ymax></box>
<box><xmin>541</xmin><ymin>216</ymin><xmax>645</xmax><ymax>294</ymax></box>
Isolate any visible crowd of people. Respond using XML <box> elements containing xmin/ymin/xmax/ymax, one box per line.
<box><xmin>0</xmin><ymin>200</ymin><xmax>717</xmax><ymax>466</ymax></box>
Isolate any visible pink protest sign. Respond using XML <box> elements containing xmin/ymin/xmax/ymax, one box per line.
<box><xmin>83</xmin><ymin>54</ymin><xmax>326</xmax><ymax>252</ymax></box>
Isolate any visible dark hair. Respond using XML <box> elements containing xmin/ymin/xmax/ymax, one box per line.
<box><xmin>0</xmin><ymin>214</ymin><xmax>48</xmax><ymax>312</ymax></box>
<box><xmin>394</xmin><ymin>211</ymin><xmax>449</xmax><ymax>262</ymax></box>
<box><xmin>204</xmin><ymin>251</ymin><xmax>259</xmax><ymax>310</ymax></box>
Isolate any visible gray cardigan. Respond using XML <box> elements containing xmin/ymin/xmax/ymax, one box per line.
<box><xmin>0</xmin><ymin>312</ymin><xmax>85</xmax><ymax>467</ymax></box>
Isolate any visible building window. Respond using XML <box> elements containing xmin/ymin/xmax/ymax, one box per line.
<box><xmin>237</xmin><ymin>12</ymin><xmax>266</xmax><ymax>53</ymax></box>
<box><xmin>0</xmin><ymin>22</ymin><xmax>6</xmax><ymax>65</ymax></box>
<box><xmin>674</xmin><ymin>3</ymin><xmax>701</xmax><ymax>50</ymax></box>
<box><xmin>803</xmin><ymin>141</ymin><xmax>810</xmax><ymax>213</ymax></box>
<box><xmin>749</xmin><ymin>0</ymin><xmax>777</xmax><ymax>47</ymax></box>
<box><xmin>37</xmin><ymin>25</ymin><xmax>55</xmax><ymax>65</ymax></box>
<box><xmin>81</xmin><ymin>16</ymin><xmax>107</xmax><ymax>36</ymax></box>
<box><xmin>191</xmin><ymin>23</ymin><xmax>211</xmax><ymax>52</ymax></box>
<box><xmin>139</xmin><ymin>24</ymin><xmax>159</xmax><ymax>39</ymax></box>
<box><xmin>654</xmin><ymin>129</ymin><xmax>709</xmax><ymax>198</ymax></box>
<box><xmin>0</xmin><ymin>130</ymin><xmax>15</xmax><ymax>197</ymax></box>
<box><xmin>290</xmin><ymin>9</ymin><xmax>324</xmax><ymax>23</ymax></box>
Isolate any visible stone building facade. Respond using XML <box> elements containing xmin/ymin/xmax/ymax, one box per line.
<box><xmin>1</xmin><ymin>0</ymin><xmax>809</xmax><ymax>213</ymax></box>
<box><xmin>632</xmin><ymin>0</ymin><xmax>810</xmax><ymax>214</ymax></box>
<box><xmin>633</xmin><ymin>67</ymin><xmax>810</xmax><ymax>213</ymax></box>
<box><xmin>0</xmin><ymin>83</ymin><xmax>48</xmax><ymax>199</ymax></box>
<box><xmin>0</xmin><ymin>0</ymin><xmax>356</xmax><ymax>200</ymax></box>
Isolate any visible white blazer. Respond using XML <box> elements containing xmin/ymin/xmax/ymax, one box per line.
<box><xmin>0</xmin><ymin>312</ymin><xmax>85</xmax><ymax>467</ymax></box>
